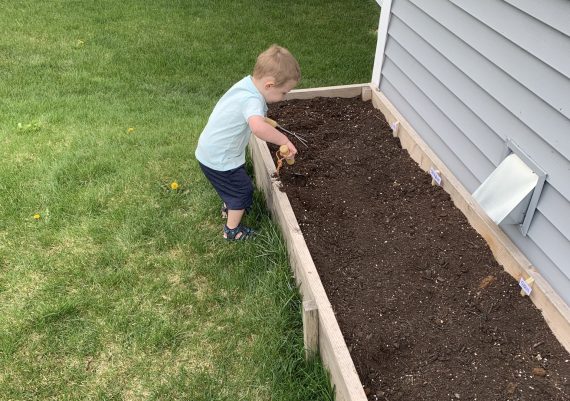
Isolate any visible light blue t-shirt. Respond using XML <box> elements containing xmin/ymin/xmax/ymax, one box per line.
<box><xmin>195</xmin><ymin>76</ymin><xmax>267</xmax><ymax>171</ymax></box>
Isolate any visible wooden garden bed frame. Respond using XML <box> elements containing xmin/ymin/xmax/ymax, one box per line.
<box><xmin>249</xmin><ymin>83</ymin><xmax>570</xmax><ymax>401</ymax></box>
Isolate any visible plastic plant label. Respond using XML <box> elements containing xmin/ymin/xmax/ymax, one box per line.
<box><xmin>519</xmin><ymin>277</ymin><xmax>533</xmax><ymax>296</ymax></box>
<box><xmin>390</xmin><ymin>121</ymin><xmax>400</xmax><ymax>137</ymax></box>
<box><xmin>429</xmin><ymin>167</ymin><xmax>442</xmax><ymax>186</ymax></box>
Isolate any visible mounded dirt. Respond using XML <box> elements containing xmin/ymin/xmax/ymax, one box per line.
<box><xmin>267</xmin><ymin>97</ymin><xmax>570</xmax><ymax>401</ymax></box>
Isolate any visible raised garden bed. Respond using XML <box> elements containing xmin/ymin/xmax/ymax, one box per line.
<box><xmin>249</xmin><ymin>84</ymin><xmax>570</xmax><ymax>401</ymax></box>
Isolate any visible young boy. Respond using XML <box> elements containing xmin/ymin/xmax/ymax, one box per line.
<box><xmin>195</xmin><ymin>44</ymin><xmax>300</xmax><ymax>240</ymax></box>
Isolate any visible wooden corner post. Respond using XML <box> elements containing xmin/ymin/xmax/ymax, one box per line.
<box><xmin>302</xmin><ymin>299</ymin><xmax>319</xmax><ymax>360</ymax></box>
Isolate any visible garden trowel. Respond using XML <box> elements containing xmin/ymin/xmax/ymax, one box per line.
<box><xmin>265</xmin><ymin>117</ymin><xmax>309</xmax><ymax>148</ymax></box>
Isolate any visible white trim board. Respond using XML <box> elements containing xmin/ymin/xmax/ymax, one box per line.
<box><xmin>372</xmin><ymin>0</ymin><xmax>394</xmax><ymax>88</ymax></box>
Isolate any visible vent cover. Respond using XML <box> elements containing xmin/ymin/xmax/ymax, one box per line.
<box><xmin>472</xmin><ymin>140</ymin><xmax>546</xmax><ymax>236</ymax></box>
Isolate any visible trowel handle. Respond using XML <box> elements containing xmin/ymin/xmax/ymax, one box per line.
<box><xmin>265</xmin><ymin>117</ymin><xmax>279</xmax><ymax>128</ymax></box>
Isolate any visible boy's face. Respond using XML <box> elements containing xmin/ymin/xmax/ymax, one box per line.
<box><xmin>262</xmin><ymin>79</ymin><xmax>297</xmax><ymax>103</ymax></box>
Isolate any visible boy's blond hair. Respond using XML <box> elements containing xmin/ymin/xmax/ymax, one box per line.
<box><xmin>253</xmin><ymin>44</ymin><xmax>301</xmax><ymax>86</ymax></box>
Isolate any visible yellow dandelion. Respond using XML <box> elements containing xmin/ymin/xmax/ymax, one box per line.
<box><xmin>33</xmin><ymin>213</ymin><xmax>41</xmax><ymax>220</ymax></box>
<box><xmin>170</xmin><ymin>181</ymin><xmax>179</xmax><ymax>190</ymax></box>
<box><xmin>127</xmin><ymin>127</ymin><xmax>135</xmax><ymax>133</ymax></box>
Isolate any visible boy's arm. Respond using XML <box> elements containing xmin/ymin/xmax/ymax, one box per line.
<box><xmin>248</xmin><ymin>116</ymin><xmax>297</xmax><ymax>157</ymax></box>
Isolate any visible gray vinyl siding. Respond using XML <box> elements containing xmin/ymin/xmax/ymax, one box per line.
<box><xmin>377</xmin><ymin>0</ymin><xmax>570</xmax><ymax>304</ymax></box>
<box><xmin>504</xmin><ymin>0</ymin><xmax>570</xmax><ymax>36</ymax></box>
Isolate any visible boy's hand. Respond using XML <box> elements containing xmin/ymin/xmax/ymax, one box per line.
<box><xmin>284</xmin><ymin>140</ymin><xmax>297</xmax><ymax>159</ymax></box>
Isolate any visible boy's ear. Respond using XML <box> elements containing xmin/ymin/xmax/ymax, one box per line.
<box><xmin>264</xmin><ymin>79</ymin><xmax>276</xmax><ymax>89</ymax></box>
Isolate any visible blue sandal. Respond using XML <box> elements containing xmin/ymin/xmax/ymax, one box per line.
<box><xmin>224</xmin><ymin>224</ymin><xmax>256</xmax><ymax>241</ymax></box>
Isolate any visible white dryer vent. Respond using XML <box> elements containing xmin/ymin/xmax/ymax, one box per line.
<box><xmin>472</xmin><ymin>140</ymin><xmax>546</xmax><ymax>236</ymax></box>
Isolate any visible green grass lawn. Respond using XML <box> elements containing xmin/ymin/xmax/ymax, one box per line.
<box><xmin>0</xmin><ymin>1</ymin><xmax>379</xmax><ymax>399</ymax></box>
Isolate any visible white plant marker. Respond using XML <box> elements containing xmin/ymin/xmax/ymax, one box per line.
<box><xmin>429</xmin><ymin>167</ymin><xmax>442</xmax><ymax>186</ymax></box>
<box><xmin>390</xmin><ymin>120</ymin><xmax>400</xmax><ymax>137</ymax></box>
<box><xmin>519</xmin><ymin>276</ymin><xmax>534</xmax><ymax>296</ymax></box>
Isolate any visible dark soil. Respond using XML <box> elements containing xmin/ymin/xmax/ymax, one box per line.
<box><xmin>267</xmin><ymin>97</ymin><xmax>570</xmax><ymax>401</ymax></box>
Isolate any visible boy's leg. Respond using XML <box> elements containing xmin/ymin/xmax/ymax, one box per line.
<box><xmin>226</xmin><ymin>209</ymin><xmax>245</xmax><ymax>229</ymax></box>
<box><xmin>224</xmin><ymin>209</ymin><xmax>256</xmax><ymax>240</ymax></box>
<box><xmin>198</xmin><ymin>162</ymin><xmax>255</xmax><ymax>239</ymax></box>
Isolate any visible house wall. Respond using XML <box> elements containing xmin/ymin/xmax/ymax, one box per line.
<box><xmin>373</xmin><ymin>0</ymin><xmax>570</xmax><ymax>304</ymax></box>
